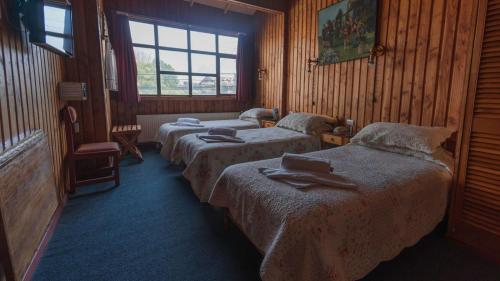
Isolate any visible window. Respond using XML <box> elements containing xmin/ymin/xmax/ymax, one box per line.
<box><xmin>43</xmin><ymin>3</ymin><xmax>74</xmax><ymax>56</ymax></box>
<box><xmin>129</xmin><ymin>20</ymin><xmax>238</xmax><ymax>97</ymax></box>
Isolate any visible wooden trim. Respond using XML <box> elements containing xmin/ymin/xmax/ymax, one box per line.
<box><xmin>140</xmin><ymin>95</ymin><xmax>236</xmax><ymax>102</ymax></box>
<box><xmin>21</xmin><ymin>197</ymin><xmax>67</xmax><ymax>281</ymax></box>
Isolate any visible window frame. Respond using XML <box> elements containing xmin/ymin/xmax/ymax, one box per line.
<box><xmin>130</xmin><ymin>19</ymin><xmax>238</xmax><ymax>98</ymax></box>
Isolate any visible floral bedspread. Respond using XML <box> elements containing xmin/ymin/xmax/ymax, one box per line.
<box><xmin>157</xmin><ymin>119</ymin><xmax>259</xmax><ymax>161</ymax></box>
<box><xmin>171</xmin><ymin>127</ymin><xmax>321</xmax><ymax>202</ymax></box>
<box><xmin>209</xmin><ymin>144</ymin><xmax>452</xmax><ymax>281</ymax></box>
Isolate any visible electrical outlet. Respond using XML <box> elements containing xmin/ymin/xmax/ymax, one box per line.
<box><xmin>346</xmin><ymin>119</ymin><xmax>354</xmax><ymax>127</ymax></box>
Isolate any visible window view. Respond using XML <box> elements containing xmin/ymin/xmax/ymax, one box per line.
<box><xmin>129</xmin><ymin>20</ymin><xmax>238</xmax><ymax>96</ymax></box>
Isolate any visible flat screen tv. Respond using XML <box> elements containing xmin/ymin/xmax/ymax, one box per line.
<box><xmin>21</xmin><ymin>0</ymin><xmax>74</xmax><ymax>56</ymax></box>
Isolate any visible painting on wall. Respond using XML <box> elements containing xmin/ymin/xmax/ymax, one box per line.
<box><xmin>318</xmin><ymin>0</ymin><xmax>378</xmax><ymax>64</ymax></box>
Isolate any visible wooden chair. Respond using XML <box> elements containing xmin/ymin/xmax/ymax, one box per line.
<box><xmin>63</xmin><ymin>106</ymin><xmax>120</xmax><ymax>193</ymax></box>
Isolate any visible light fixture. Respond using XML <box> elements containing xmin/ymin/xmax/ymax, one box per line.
<box><xmin>307</xmin><ymin>58</ymin><xmax>319</xmax><ymax>73</ymax></box>
<box><xmin>257</xmin><ymin>68</ymin><xmax>267</xmax><ymax>80</ymax></box>
<box><xmin>368</xmin><ymin>45</ymin><xmax>386</xmax><ymax>65</ymax></box>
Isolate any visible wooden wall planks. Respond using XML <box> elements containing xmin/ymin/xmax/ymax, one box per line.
<box><xmin>254</xmin><ymin>12</ymin><xmax>285</xmax><ymax>110</ymax></box>
<box><xmin>104</xmin><ymin>0</ymin><xmax>258</xmax><ymax>125</ymax></box>
<box><xmin>257</xmin><ymin>0</ymin><xmax>479</xmax><ymax>133</ymax></box>
<box><xmin>0</xmin><ymin>10</ymin><xmax>67</xmax><ymax>199</ymax></box>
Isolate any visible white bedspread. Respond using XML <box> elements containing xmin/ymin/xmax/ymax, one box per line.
<box><xmin>158</xmin><ymin>119</ymin><xmax>259</xmax><ymax>160</ymax></box>
<box><xmin>171</xmin><ymin>127</ymin><xmax>321</xmax><ymax>202</ymax></box>
<box><xmin>209</xmin><ymin>144</ymin><xmax>452</xmax><ymax>281</ymax></box>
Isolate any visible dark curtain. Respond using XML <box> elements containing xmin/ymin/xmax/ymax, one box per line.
<box><xmin>107</xmin><ymin>11</ymin><xmax>140</xmax><ymax>104</ymax></box>
<box><xmin>236</xmin><ymin>33</ymin><xmax>254</xmax><ymax>105</ymax></box>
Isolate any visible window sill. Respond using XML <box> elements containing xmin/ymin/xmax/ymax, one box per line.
<box><xmin>141</xmin><ymin>95</ymin><xmax>237</xmax><ymax>102</ymax></box>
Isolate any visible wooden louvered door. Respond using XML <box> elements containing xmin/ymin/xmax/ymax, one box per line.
<box><xmin>448</xmin><ymin>0</ymin><xmax>500</xmax><ymax>263</ymax></box>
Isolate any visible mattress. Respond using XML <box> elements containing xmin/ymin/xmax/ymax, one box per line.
<box><xmin>209</xmin><ymin>144</ymin><xmax>452</xmax><ymax>281</ymax></box>
<box><xmin>158</xmin><ymin>119</ymin><xmax>259</xmax><ymax>160</ymax></box>
<box><xmin>171</xmin><ymin>127</ymin><xmax>321</xmax><ymax>202</ymax></box>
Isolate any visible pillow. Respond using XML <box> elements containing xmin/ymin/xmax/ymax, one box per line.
<box><xmin>276</xmin><ymin>113</ymin><xmax>332</xmax><ymax>135</ymax></box>
<box><xmin>350</xmin><ymin>122</ymin><xmax>454</xmax><ymax>154</ymax></box>
<box><xmin>239</xmin><ymin>108</ymin><xmax>274</xmax><ymax>121</ymax></box>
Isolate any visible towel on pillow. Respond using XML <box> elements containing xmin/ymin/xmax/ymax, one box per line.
<box><xmin>258</xmin><ymin>168</ymin><xmax>356</xmax><ymax>189</ymax></box>
<box><xmin>208</xmin><ymin>127</ymin><xmax>237</xmax><ymax>137</ymax></box>
<box><xmin>197</xmin><ymin>134</ymin><xmax>245</xmax><ymax>143</ymax></box>
<box><xmin>171</xmin><ymin>122</ymin><xmax>205</xmax><ymax>127</ymax></box>
<box><xmin>281</xmin><ymin>153</ymin><xmax>332</xmax><ymax>174</ymax></box>
<box><xmin>177</xmin><ymin>117</ymin><xmax>200</xmax><ymax>124</ymax></box>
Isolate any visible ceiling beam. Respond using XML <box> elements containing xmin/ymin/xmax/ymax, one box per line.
<box><xmin>227</xmin><ymin>0</ymin><xmax>288</xmax><ymax>13</ymax></box>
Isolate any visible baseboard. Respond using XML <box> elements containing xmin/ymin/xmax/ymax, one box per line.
<box><xmin>21</xmin><ymin>196</ymin><xmax>67</xmax><ymax>281</ymax></box>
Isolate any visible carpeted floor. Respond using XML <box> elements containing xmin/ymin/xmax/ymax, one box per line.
<box><xmin>34</xmin><ymin>148</ymin><xmax>500</xmax><ymax>281</ymax></box>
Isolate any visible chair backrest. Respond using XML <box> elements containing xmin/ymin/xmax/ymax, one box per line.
<box><xmin>63</xmin><ymin>106</ymin><xmax>78</xmax><ymax>154</ymax></box>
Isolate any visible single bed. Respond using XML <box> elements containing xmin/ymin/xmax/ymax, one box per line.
<box><xmin>171</xmin><ymin>126</ymin><xmax>323</xmax><ymax>202</ymax></box>
<box><xmin>209</xmin><ymin>142</ymin><xmax>453</xmax><ymax>281</ymax></box>
<box><xmin>158</xmin><ymin>119</ymin><xmax>259</xmax><ymax>160</ymax></box>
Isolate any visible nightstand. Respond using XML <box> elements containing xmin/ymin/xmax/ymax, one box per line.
<box><xmin>321</xmin><ymin>133</ymin><xmax>352</xmax><ymax>148</ymax></box>
<box><xmin>261</xmin><ymin>119</ymin><xmax>277</xmax><ymax>128</ymax></box>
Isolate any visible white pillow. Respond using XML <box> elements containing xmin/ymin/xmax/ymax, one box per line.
<box><xmin>350</xmin><ymin>122</ymin><xmax>454</xmax><ymax>154</ymax></box>
<box><xmin>276</xmin><ymin>113</ymin><xmax>332</xmax><ymax>135</ymax></box>
<box><xmin>239</xmin><ymin>108</ymin><xmax>273</xmax><ymax>121</ymax></box>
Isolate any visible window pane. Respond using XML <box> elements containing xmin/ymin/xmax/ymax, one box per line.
<box><xmin>158</xmin><ymin>26</ymin><xmax>187</xmax><ymax>49</ymax></box>
<box><xmin>192</xmin><ymin>76</ymin><xmax>216</xmax><ymax>96</ymax></box>
<box><xmin>190</xmin><ymin>31</ymin><xmax>216</xmax><ymax>52</ymax></box>
<box><xmin>161</xmin><ymin>75</ymin><xmax>189</xmax><ymax>95</ymax></box>
<box><xmin>129</xmin><ymin>21</ymin><xmax>155</xmax><ymax>45</ymax></box>
<box><xmin>44</xmin><ymin>5</ymin><xmax>70</xmax><ymax>35</ymax></box>
<box><xmin>191</xmin><ymin>54</ymin><xmax>216</xmax><ymax>74</ymax></box>
<box><xmin>160</xmin><ymin>50</ymin><xmax>188</xmax><ymax>72</ymax></box>
<box><xmin>220</xmin><ymin>58</ymin><xmax>237</xmax><ymax>94</ymax></box>
<box><xmin>219</xmin><ymin>35</ymin><xmax>238</xmax><ymax>55</ymax></box>
<box><xmin>134</xmin><ymin>47</ymin><xmax>157</xmax><ymax>95</ymax></box>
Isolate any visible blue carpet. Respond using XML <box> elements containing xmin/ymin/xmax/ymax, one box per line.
<box><xmin>34</xmin><ymin>148</ymin><xmax>499</xmax><ymax>281</ymax></box>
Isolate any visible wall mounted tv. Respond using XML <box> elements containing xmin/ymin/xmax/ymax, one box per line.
<box><xmin>20</xmin><ymin>0</ymin><xmax>74</xmax><ymax>56</ymax></box>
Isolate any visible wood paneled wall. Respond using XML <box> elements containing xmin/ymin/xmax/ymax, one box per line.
<box><xmin>0</xmin><ymin>9</ymin><xmax>67</xmax><ymax>199</ymax></box>
<box><xmin>257</xmin><ymin>0</ymin><xmax>479</xmax><ymax>133</ymax></box>
<box><xmin>104</xmin><ymin>0</ymin><xmax>259</xmax><ymax>125</ymax></box>
<box><xmin>255</xmin><ymin>12</ymin><xmax>286</xmax><ymax>110</ymax></box>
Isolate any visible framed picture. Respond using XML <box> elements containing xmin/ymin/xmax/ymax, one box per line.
<box><xmin>318</xmin><ymin>0</ymin><xmax>378</xmax><ymax>64</ymax></box>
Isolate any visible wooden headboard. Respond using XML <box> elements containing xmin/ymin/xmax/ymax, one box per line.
<box><xmin>0</xmin><ymin>130</ymin><xmax>59</xmax><ymax>281</ymax></box>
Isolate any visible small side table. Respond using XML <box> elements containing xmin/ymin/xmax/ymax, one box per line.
<box><xmin>111</xmin><ymin>125</ymin><xmax>143</xmax><ymax>161</ymax></box>
<box><xmin>321</xmin><ymin>133</ymin><xmax>352</xmax><ymax>149</ymax></box>
<box><xmin>261</xmin><ymin>119</ymin><xmax>277</xmax><ymax>128</ymax></box>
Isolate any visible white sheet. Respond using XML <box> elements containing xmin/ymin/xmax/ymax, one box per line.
<box><xmin>157</xmin><ymin>119</ymin><xmax>259</xmax><ymax>160</ymax></box>
<box><xmin>209</xmin><ymin>144</ymin><xmax>452</xmax><ymax>281</ymax></box>
<box><xmin>171</xmin><ymin>127</ymin><xmax>321</xmax><ymax>202</ymax></box>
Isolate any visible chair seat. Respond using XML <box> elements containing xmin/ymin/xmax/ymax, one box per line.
<box><xmin>76</xmin><ymin>142</ymin><xmax>120</xmax><ymax>154</ymax></box>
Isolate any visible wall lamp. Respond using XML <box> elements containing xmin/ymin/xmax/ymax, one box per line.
<box><xmin>257</xmin><ymin>68</ymin><xmax>267</xmax><ymax>80</ymax></box>
<box><xmin>307</xmin><ymin>58</ymin><xmax>319</xmax><ymax>73</ymax></box>
<box><xmin>368</xmin><ymin>45</ymin><xmax>386</xmax><ymax>65</ymax></box>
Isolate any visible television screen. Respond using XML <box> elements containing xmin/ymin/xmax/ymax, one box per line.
<box><xmin>23</xmin><ymin>0</ymin><xmax>74</xmax><ymax>56</ymax></box>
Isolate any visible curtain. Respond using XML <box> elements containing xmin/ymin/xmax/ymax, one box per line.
<box><xmin>236</xmin><ymin>33</ymin><xmax>254</xmax><ymax>105</ymax></box>
<box><xmin>107</xmin><ymin>11</ymin><xmax>140</xmax><ymax>104</ymax></box>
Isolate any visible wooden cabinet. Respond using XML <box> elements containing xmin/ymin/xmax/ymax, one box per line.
<box><xmin>448</xmin><ymin>0</ymin><xmax>500</xmax><ymax>263</ymax></box>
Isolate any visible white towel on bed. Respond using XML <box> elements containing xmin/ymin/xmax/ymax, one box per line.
<box><xmin>208</xmin><ymin>127</ymin><xmax>237</xmax><ymax>137</ymax></box>
<box><xmin>171</xmin><ymin>122</ymin><xmax>205</xmax><ymax>127</ymax></box>
<box><xmin>258</xmin><ymin>168</ymin><xmax>356</xmax><ymax>189</ymax></box>
<box><xmin>196</xmin><ymin>134</ymin><xmax>245</xmax><ymax>143</ymax></box>
<box><xmin>178</xmin><ymin>117</ymin><xmax>200</xmax><ymax>124</ymax></box>
<box><xmin>281</xmin><ymin>153</ymin><xmax>333</xmax><ymax>174</ymax></box>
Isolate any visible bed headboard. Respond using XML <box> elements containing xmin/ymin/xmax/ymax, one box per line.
<box><xmin>0</xmin><ymin>130</ymin><xmax>59</xmax><ymax>281</ymax></box>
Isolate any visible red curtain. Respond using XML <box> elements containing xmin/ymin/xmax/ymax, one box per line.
<box><xmin>236</xmin><ymin>33</ymin><xmax>254</xmax><ymax>105</ymax></box>
<box><xmin>107</xmin><ymin>12</ymin><xmax>140</xmax><ymax>104</ymax></box>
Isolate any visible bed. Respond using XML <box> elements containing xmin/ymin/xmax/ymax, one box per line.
<box><xmin>208</xmin><ymin>123</ymin><xmax>455</xmax><ymax>281</ymax></box>
<box><xmin>171</xmin><ymin>126</ymin><xmax>322</xmax><ymax>202</ymax></box>
<box><xmin>158</xmin><ymin>119</ymin><xmax>259</xmax><ymax>160</ymax></box>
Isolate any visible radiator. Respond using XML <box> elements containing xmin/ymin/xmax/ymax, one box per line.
<box><xmin>136</xmin><ymin>112</ymin><xmax>241</xmax><ymax>143</ymax></box>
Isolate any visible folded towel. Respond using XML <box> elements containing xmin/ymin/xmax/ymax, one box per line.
<box><xmin>177</xmin><ymin>117</ymin><xmax>200</xmax><ymax>124</ymax></box>
<box><xmin>258</xmin><ymin>168</ymin><xmax>357</xmax><ymax>189</ymax></box>
<box><xmin>208</xmin><ymin>127</ymin><xmax>237</xmax><ymax>137</ymax></box>
<box><xmin>170</xmin><ymin>122</ymin><xmax>205</xmax><ymax>127</ymax></box>
<box><xmin>281</xmin><ymin>153</ymin><xmax>332</xmax><ymax>174</ymax></box>
<box><xmin>197</xmin><ymin>134</ymin><xmax>245</xmax><ymax>143</ymax></box>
